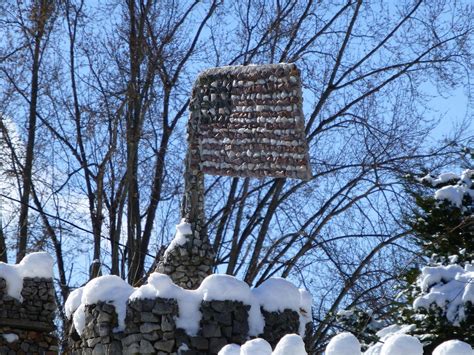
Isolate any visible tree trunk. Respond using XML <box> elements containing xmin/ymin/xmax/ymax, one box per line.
<box><xmin>17</xmin><ymin>1</ymin><xmax>52</xmax><ymax>262</ymax></box>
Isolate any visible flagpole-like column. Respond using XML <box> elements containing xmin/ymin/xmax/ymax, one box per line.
<box><xmin>156</xmin><ymin>91</ymin><xmax>214</xmax><ymax>290</ymax></box>
<box><xmin>157</xmin><ymin>63</ymin><xmax>312</xmax><ymax>290</ymax></box>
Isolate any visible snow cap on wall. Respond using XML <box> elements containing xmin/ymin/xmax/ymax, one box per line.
<box><xmin>0</xmin><ymin>252</ymin><xmax>54</xmax><ymax>301</ymax></box>
<box><xmin>66</xmin><ymin>271</ymin><xmax>313</xmax><ymax>338</ymax></box>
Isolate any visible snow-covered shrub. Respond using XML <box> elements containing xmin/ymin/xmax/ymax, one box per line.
<box><xmin>397</xmin><ymin>168</ymin><xmax>474</xmax><ymax>350</ymax></box>
<box><xmin>413</xmin><ymin>263</ymin><xmax>474</xmax><ymax>326</ymax></box>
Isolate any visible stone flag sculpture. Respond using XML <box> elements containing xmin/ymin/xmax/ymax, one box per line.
<box><xmin>157</xmin><ymin>63</ymin><xmax>311</xmax><ymax>289</ymax></box>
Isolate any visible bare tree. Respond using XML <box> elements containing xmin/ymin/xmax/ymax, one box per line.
<box><xmin>0</xmin><ymin>1</ymin><xmax>57</xmax><ymax>262</ymax></box>
<box><xmin>0</xmin><ymin>0</ymin><xmax>472</xmax><ymax>350</ymax></box>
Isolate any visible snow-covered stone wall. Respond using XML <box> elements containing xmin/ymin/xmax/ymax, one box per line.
<box><xmin>0</xmin><ymin>253</ymin><xmax>58</xmax><ymax>354</ymax></box>
<box><xmin>66</xmin><ymin>273</ymin><xmax>312</xmax><ymax>355</ymax></box>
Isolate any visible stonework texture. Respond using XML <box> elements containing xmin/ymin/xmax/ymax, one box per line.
<box><xmin>158</xmin><ymin>63</ymin><xmax>311</xmax><ymax>290</ymax></box>
<box><xmin>190</xmin><ymin>63</ymin><xmax>311</xmax><ymax>180</ymax></box>
<box><xmin>156</xmin><ymin>234</ymin><xmax>214</xmax><ymax>290</ymax></box>
<box><xmin>69</xmin><ymin>297</ymin><xmax>305</xmax><ymax>355</ymax></box>
<box><xmin>0</xmin><ymin>277</ymin><xmax>58</xmax><ymax>354</ymax></box>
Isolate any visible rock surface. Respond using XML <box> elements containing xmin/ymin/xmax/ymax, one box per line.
<box><xmin>69</xmin><ymin>298</ymin><xmax>304</xmax><ymax>355</ymax></box>
<box><xmin>0</xmin><ymin>277</ymin><xmax>58</xmax><ymax>354</ymax></box>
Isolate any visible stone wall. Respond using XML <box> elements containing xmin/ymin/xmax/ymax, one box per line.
<box><xmin>0</xmin><ymin>277</ymin><xmax>58</xmax><ymax>354</ymax></box>
<box><xmin>69</xmin><ymin>297</ymin><xmax>304</xmax><ymax>355</ymax></box>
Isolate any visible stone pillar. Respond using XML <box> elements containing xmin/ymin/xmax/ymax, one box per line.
<box><xmin>156</xmin><ymin>88</ymin><xmax>214</xmax><ymax>289</ymax></box>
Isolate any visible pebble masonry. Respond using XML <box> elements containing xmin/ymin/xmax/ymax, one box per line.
<box><xmin>157</xmin><ymin>63</ymin><xmax>312</xmax><ymax>290</ymax></box>
<box><xmin>0</xmin><ymin>277</ymin><xmax>58</xmax><ymax>354</ymax></box>
<box><xmin>191</xmin><ymin>63</ymin><xmax>311</xmax><ymax>180</ymax></box>
<box><xmin>68</xmin><ymin>297</ymin><xmax>307</xmax><ymax>354</ymax></box>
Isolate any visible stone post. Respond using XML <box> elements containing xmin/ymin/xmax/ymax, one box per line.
<box><xmin>156</xmin><ymin>85</ymin><xmax>214</xmax><ymax>289</ymax></box>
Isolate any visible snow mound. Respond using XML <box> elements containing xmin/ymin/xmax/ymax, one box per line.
<box><xmin>173</xmin><ymin>287</ymin><xmax>201</xmax><ymax>335</ymax></box>
<box><xmin>64</xmin><ymin>287</ymin><xmax>84</xmax><ymax>319</ymax></box>
<box><xmin>329</xmin><ymin>328</ymin><xmax>473</xmax><ymax>355</ymax></box>
<box><xmin>364</xmin><ymin>343</ymin><xmax>383</xmax><ymax>355</ymax></box>
<box><xmin>413</xmin><ymin>264</ymin><xmax>474</xmax><ymax>325</ymax></box>
<box><xmin>380</xmin><ymin>334</ymin><xmax>422</xmax><ymax>355</ymax></box>
<box><xmin>219</xmin><ymin>335</ymin><xmax>307</xmax><ymax>355</ymax></box>
<box><xmin>241</xmin><ymin>338</ymin><xmax>273</xmax><ymax>355</ymax></box>
<box><xmin>253</xmin><ymin>278</ymin><xmax>301</xmax><ymax>312</ymax></box>
<box><xmin>130</xmin><ymin>273</ymin><xmax>180</xmax><ymax>300</ymax></box>
<box><xmin>433</xmin><ymin>340</ymin><xmax>473</xmax><ymax>355</ymax></box>
<box><xmin>80</xmin><ymin>275</ymin><xmax>135</xmax><ymax>333</ymax></box>
<box><xmin>273</xmin><ymin>334</ymin><xmax>307</xmax><ymax>355</ymax></box>
<box><xmin>18</xmin><ymin>252</ymin><xmax>54</xmax><ymax>278</ymax></box>
<box><xmin>219</xmin><ymin>344</ymin><xmax>242</xmax><ymax>355</ymax></box>
<box><xmin>363</xmin><ymin>324</ymin><xmax>417</xmax><ymax>354</ymax></box>
<box><xmin>0</xmin><ymin>252</ymin><xmax>54</xmax><ymax>301</ymax></box>
<box><xmin>164</xmin><ymin>219</ymin><xmax>192</xmax><ymax>256</ymax></box>
<box><xmin>298</xmin><ymin>288</ymin><xmax>313</xmax><ymax>335</ymax></box>
<box><xmin>200</xmin><ymin>274</ymin><xmax>252</xmax><ymax>303</ymax></box>
<box><xmin>325</xmin><ymin>332</ymin><xmax>361</xmax><ymax>355</ymax></box>
<box><xmin>73</xmin><ymin>304</ymin><xmax>86</xmax><ymax>336</ymax></box>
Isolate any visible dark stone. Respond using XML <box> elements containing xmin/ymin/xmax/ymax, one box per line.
<box><xmin>122</xmin><ymin>334</ymin><xmax>142</xmax><ymax>347</ymax></box>
<box><xmin>106</xmin><ymin>341</ymin><xmax>122</xmax><ymax>354</ymax></box>
<box><xmin>140</xmin><ymin>322</ymin><xmax>160</xmax><ymax>333</ymax></box>
<box><xmin>154</xmin><ymin>339</ymin><xmax>175</xmax><ymax>352</ymax></box>
<box><xmin>209</xmin><ymin>337</ymin><xmax>228</xmax><ymax>354</ymax></box>
<box><xmin>161</xmin><ymin>315</ymin><xmax>175</xmax><ymax>332</ymax></box>
<box><xmin>222</xmin><ymin>326</ymin><xmax>232</xmax><ymax>339</ymax></box>
<box><xmin>190</xmin><ymin>337</ymin><xmax>208</xmax><ymax>351</ymax></box>
<box><xmin>92</xmin><ymin>343</ymin><xmax>104</xmax><ymax>355</ymax></box>
<box><xmin>140</xmin><ymin>312</ymin><xmax>159</xmax><ymax>323</ymax></box>
<box><xmin>141</xmin><ymin>299</ymin><xmax>155</xmax><ymax>312</ymax></box>
<box><xmin>179</xmin><ymin>350</ymin><xmax>198</xmax><ymax>355</ymax></box>
<box><xmin>101</xmin><ymin>303</ymin><xmax>115</xmax><ymax>314</ymax></box>
<box><xmin>232</xmin><ymin>320</ymin><xmax>249</xmax><ymax>335</ymax></box>
<box><xmin>261</xmin><ymin>308</ymin><xmax>300</xmax><ymax>348</ymax></box>
<box><xmin>210</xmin><ymin>301</ymin><xmax>226</xmax><ymax>313</ymax></box>
<box><xmin>140</xmin><ymin>339</ymin><xmax>155</xmax><ymax>353</ymax></box>
<box><xmin>214</xmin><ymin>311</ymin><xmax>232</xmax><ymax>326</ymax></box>
<box><xmin>202</xmin><ymin>322</ymin><xmax>221</xmax><ymax>338</ymax></box>
<box><xmin>152</xmin><ymin>300</ymin><xmax>176</xmax><ymax>315</ymax></box>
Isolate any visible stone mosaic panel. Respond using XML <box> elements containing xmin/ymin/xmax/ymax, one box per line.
<box><xmin>189</xmin><ymin>63</ymin><xmax>312</xmax><ymax>180</ymax></box>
